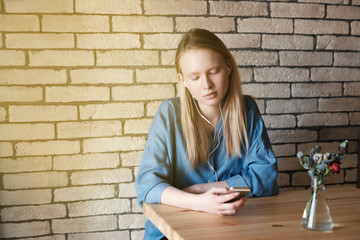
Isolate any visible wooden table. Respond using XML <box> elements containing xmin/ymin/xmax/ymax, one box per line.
<box><xmin>143</xmin><ymin>185</ymin><xmax>360</xmax><ymax>240</ymax></box>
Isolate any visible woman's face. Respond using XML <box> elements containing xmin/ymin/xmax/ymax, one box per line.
<box><xmin>178</xmin><ymin>48</ymin><xmax>231</xmax><ymax>113</ymax></box>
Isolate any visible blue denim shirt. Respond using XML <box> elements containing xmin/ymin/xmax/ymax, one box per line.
<box><xmin>135</xmin><ymin>96</ymin><xmax>278</xmax><ymax>240</ymax></box>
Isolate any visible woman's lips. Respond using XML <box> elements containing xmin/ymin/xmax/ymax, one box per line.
<box><xmin>204</xmin><ymin>91</ymin><xmax>217</xmax><ymax>99</ymax></box>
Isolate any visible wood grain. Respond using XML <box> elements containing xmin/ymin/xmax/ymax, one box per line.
<box><xmin>143</xmin><ymin>185</ymin><xmax>360</xmax><ymax>240</ymax></box>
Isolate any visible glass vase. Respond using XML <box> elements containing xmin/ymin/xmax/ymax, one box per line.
<box><xmin>300</xmin><ymin>176</ymin><xmax>333</xmax><ymax>231</ymax></box>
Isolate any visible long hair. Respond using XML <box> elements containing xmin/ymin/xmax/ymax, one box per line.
<box><xmin>175</xmin><ymin>28</ymin><xmax>248</xmax><ymax>168</ymax></box>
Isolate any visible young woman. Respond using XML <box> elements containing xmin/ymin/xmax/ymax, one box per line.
<box><xmin>135</xmin><ymin>28</ymin><xmax>278</xmax><ymax>240</ymax></box>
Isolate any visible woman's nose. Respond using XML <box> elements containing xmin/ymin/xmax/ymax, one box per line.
<box><xmin>202</xmin><ymin>75</ymin><xmax>213</xmax><ymax>89</ymax></box>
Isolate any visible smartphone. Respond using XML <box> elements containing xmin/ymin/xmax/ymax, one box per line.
<box><xmin>228</xmin><ymin>187</ymin><xmax>251</xmax><ymax>197</ymax></box>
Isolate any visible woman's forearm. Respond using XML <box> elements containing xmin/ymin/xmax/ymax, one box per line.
<box><xmin>183</xmin><ymin>181</ymin><xmax>228</xmax><ymax>194</ymax></box>
<box><xmin>160</xmin><ymin>186</ymin><xmax>201</xmax><ymax>210</ymax></box>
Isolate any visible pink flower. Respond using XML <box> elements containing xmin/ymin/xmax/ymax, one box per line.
<box><xmin>331</xmin><ymin>163</ymin><xmax>340</xmax><ymax>174</ymax></box>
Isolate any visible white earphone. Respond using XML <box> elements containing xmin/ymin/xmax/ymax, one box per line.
<box><xmin>184</xmin><ymin>81</ymin><xmax>188</xmax><ymax>88</ymax></box>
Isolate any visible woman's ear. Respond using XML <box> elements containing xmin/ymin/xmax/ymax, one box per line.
<box><xmin>177</xmin><ymin>73</ymin><xmax>186</xmax><ymax>87</ymax></box>
<box><xmin>226</xmin><ymin>59</ymin><xmax>232</xmax><ymax>75</ymax></box>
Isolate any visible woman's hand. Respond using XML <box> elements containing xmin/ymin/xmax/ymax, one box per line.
<box><xmin>194</xmin><ymin>187</ymin><xmax>247</xmax><ymax>215</ymax></box>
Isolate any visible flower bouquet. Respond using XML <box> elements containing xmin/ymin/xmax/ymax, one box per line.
<box><xmin>297</xmin><ymin>140</ymin><xmax>348</xmax><ymax>185</ymax></box>
<box><xmin>297</xmin><ymin>140</ymin><xmax>348</xmax><ymax>231</ymax></box>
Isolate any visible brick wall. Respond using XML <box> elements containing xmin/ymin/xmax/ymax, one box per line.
<box><xmin>0</xmin><ymin>0</ymin><xmax>359</xmax><ymax>239</ymax></box>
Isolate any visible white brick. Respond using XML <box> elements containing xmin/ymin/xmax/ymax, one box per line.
<box><xmin>68</xmin><ymin>231</ymin><xmax>130</xmax><ymax>240</ymax></box>
<box><xmin>0</xmin><ymin>123</ymin><xmax>54</xmax><ymax>141</ymax></box>
<box><xmin>262</xmin><ymin>35</ymin><xmax>314</xmax><ymax>50</ymax></box>
<box><xmin>327</xmin><ymin>6</ymin><xmax>360</xmax><ymax>19</ymax></box>
<box><xmin>57</xmin><ymin>120</ymin><xmax>122</xmax><ymax>139</ymax></box>
<box><xmin>83</xmin><ymin>136</ymin><xmax>146</xmax><ymax>153</ymax></box>
<box><xmin>113</xmin><ymin>16</ymin><xmax>173</xmax><ymax>33</ymax></box>
<box><xmin>295</xmin><ymin>20</ymin><xmax>349</xmax><ymax>34</ymax></box>
<box><xmin>0</xmin><ymin>50</ymin><xmax>25</xmax><ymax>66</ymax></box>
<box><xmin>0</xmin><ymin>14</ymin><xmax>39</xmax><ymax>31</ymax></box>
<box><xmin>15</xmin><ymin>235</ymin><xmax>65</xmax><ymax>240</ymax></box>
<box><xmin>71</xmin><ymin>68</ymin><xmax>133</xmax><ymax>84</ymax></box>
<box><xmin>292</xmin><ymin>83</ymin><xmax>342</xmax><ymax>97</ymax></box>
<box><xmin>137</xmin><ymin>68</ymin><xmax>176</xmax><ymax>83</ymax></box>
<box><xmin>345</xmin><ymin>82</ymin><xmax>360</xmax><ymax>96</ymax></box>
<box><xmin>42</xmin><ymin>15</ymin><xmax>109</xmax><ymax>32</ymax></box>
<box><xmin>217</xmin><ymin>34</ymin><xmax>261</xmax><ymax>49</ymax></box>
<box><xmin>271</xmin><ymin>3</ymin><xmax>324</xmax><ymax>18</ymax></box>
<box><xmin>210</xmin><ymin>1</ymin><xmax>267</xmax><ymax>16</ymax></box>
<box><xmin>311</xmin><ymin>68</ymin><xmax>360</xmax><ymax>81</ymax></box>
<box><xmin>121</xmin><ymin>151</ymin><xmax>143</xmax><ymax>167</ymax></box>
<box><xmin>54</xmin><ymin>185</ymin><xmax>115</xmax><ymax>202</ymax></box>
<box><xmin>97</xmin><ymin>50</ymin><xmax>158</xmax><ymax>66</ymax></box>
<box><xmin>71</xmin><ymin>168</ymin><xmax>133</xmax><ymax>185</ymax></box>
<box><xmin>238</xmin><ymin>18</ymin><xmax>292</xmax><ymax>33</ymax></box>
<box><xmin>232</xmin><ymin>51</ymin><xmax>278</xmax><ymax>66</ymax></box>
<box><xmin>118</xmin><ymin>214</ymin><xmax>147</xmax><ymax>229</ymax></box>
<box><xmin>46</xmin><ymin>86</ymin><xmax>109</xmax><ymax>103</ymax></box>
<box><xmin>0</xmin><ymin>86</ymin><xmax>42</xmax><ymax>103</ymax></box>
<box><xmin>266</xmin><ymin>99</ymin><xmax>317</xmax><ymax>114</ymax></box>
<box><xmin>238</xmin><ymin>68</ymin><xmax>253</xmax><ymax>83</ymax></box>
<box><xmin>80</xmin><ymin>102</ymin><xmax>144</xmax><ymax>120</ymax></box>
<box><xmin>298</xmin><ymin>0</ymin><xmax>349</xmax><ymax>3</ymax></box>
<box><xmin>0</xmin><ymin>107</ymin><xmax>5</xmax><ymax>122</ymax></box>
<box><xmin>0</xmin><ymin>69</ymin><xmax>67</xmax><ymax>85</ymax></box>
<box><xmin>52</xmin><ymin>216</ymin><xmax>117</xmax><ymax>234</ymax></box>
<box><xmin>272</xmin><ymin>144</ymin><xmax>295</xmax><ymax>157</ymax></box>
<box><xmin>6</xmin><ymin>33</ymin><xmax>74</xmax><ymax>49</ymax></box>
<box><xmin>77</xmin><ymin>33</ymin><xmax>140</xmax><ymax>49</ymax></box>
<box><xmin>254</xmin><ymin>67</ymin><xmax>309</xmax><ymax>82</ymax></box>
<box><xmin>350</xmin><ymin>112</ymin><xmax>360</xmax><ymax>125</ymax></box>
<box><xmin>176</xmin><ymin>17</ymin><xmax>235</xmax><ymax>32</ymax></box>
<box><xmin>119</xmin><ymin>183</ymin><xmax>136</xmax><ymax>198</ymax></box>
<box><xmin>132</xmin><ymin>199</ymin><xmax>142</xmax><ymax>213</ymax></box>
<box><xmin>30</xmin><ymin>50</ymin><xmax>94</xmax><ymax>67</ymax></box>
<box><xmin>131</xmin><ymin>230</ymin><xmax>145</xmax><ymax>240</ymax></box>
<box><xmin>297</xmin><ymin>113</ymin><xmax>349</xmax><ymax>127</ymax></box>
<box><xmin>277</xmin><ymin>157</ymin><xmax>303</xmax><ymax>171</ymax></box>
<box><xmin>0</xmin><ymin>222</ymin><xmax>50</xmax><ymax>239</ymax></box>
<box><xmin>319</xmin><ymin>98</ymin><xmax>360</xmax><ymax>112</ymax></box>
<box><xmin>68</xmin><ymin>199</ymin><xmax>131</xmax><ymax>217</ymax></box>
<box><xmin>54</xmin><ymin>153</ymin><xmax>119</xmax><ymax>170</ymax></box>
<box><xmin>144</xmin><ymin>34</ymin><xmax>183</xmax><ymax>49</ymax></box>
<box><xmin>76</xmin><ymin>0</ymin><xmax>141</xmax><ymax>14</ymax></box>
<box><xmin>112</xmin><ymin>84</ymin><xmax>175</xmax><ymax>101</ymax></box>
<box><xmin>1</xmin><ymin>204</ymin><xmax>66</xmax><ymax>221</ymax></box>
<box><xmin>146</xmin><ymin>101</ymin><xmax>162</xmax><ymax>117</ymax></box>
<box><xmin>0</xmin><ymin>189</ymin><xmax>51</xmax><ymax>206</ymax></box>
<box><xmin>334</xmin><ymin>52</ymin><xmax>360</xmax><ymax>66</ymax></box>
<box><xmin>242</xmin><ymin>83</ymin><xmax>290</xmax><ymax>98</ymax></box>
<box><xmin>0</xmin><ymin>142</ymin><xmax>13</xmax><ymax>157</ymax></box>
<box><xmin>124</xmin><ymin>119</ymin><xmax>153</xmax><ymax>134</ymax></box>
<box><xmin>9</xmin><ymin>105</ymin><xmax>77</xmax><ymax>122</ymax></box>
<box><xmin>0</xmin><ymin>156</ymin><xmax>52</xmax><ymax>173</ymax></box>
<box><xmin>15</xmin><ymin>140</ymin><xmax>80</xmax><ymax>156</ymax></box>
<box><xmin>161</xmin><ymin>50</ymin><xmax>176</xmax><ymax>66</ymax></box>
<box><xmin>262</xmin><ymin>115</ymin><xmax>296</xmax><ymax>129</ymax></box>
<box><xmin>351</xmin><ymin>21</ymin><xmax>360</xmax><ymax>35</ymax></box>
<box><xmin>3</xmin><ymin>172</ymin><xmax>68</xmax><ymax>189</ymax></box>
<box><xmin>280</xmin><ymin>51</ymin><xmax>332</xmax><ymax>66</ymax></box>
<box><xmin>317</xmin><ymin>36</ymin><xmax>360</xmax><ymax>51</ymax></box>
<box><xmin>268</xmin><ymin>129</ymin><xmax>317</xmax><ymax>144</ymax></box>
<box><xmin>144</xmin><ymin>0</ymin><xmax>207</xmax><ymax>15</ymax></box>
<box><xmin>4</xmin><ymin>0</ymin><xmax>73</xmax><ymax>13</ymax></box>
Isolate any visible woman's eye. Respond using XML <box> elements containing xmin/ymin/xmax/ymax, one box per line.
<box><xmin>191</xmin><ymin>76</ymin><xmax>200</xmax><ymax>80</ymax></box>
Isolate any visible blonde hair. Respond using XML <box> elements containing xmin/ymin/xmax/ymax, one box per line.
<box><xmin>175</xmin><ymin>28</ymin><xmax>248</xmax><ymax>168</ymax></box>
